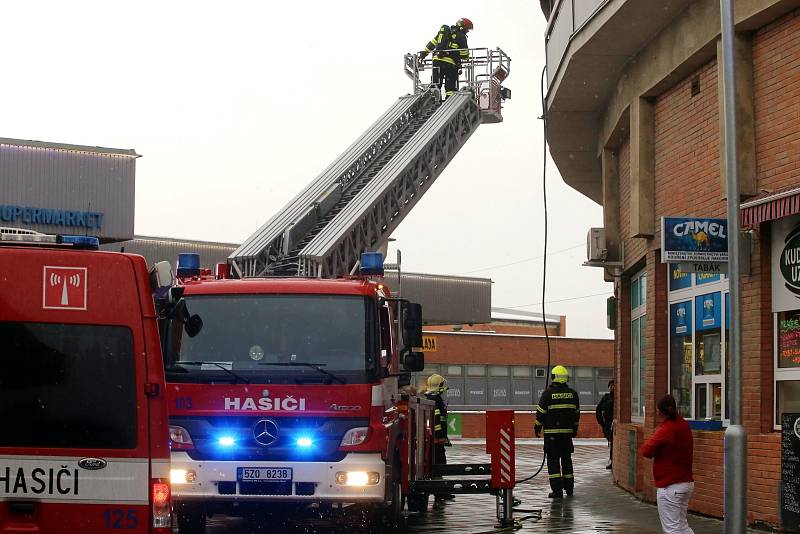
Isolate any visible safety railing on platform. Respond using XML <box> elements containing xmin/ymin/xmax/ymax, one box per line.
<box><xmin>404</xmin><ymin>47</ymin><xmax>511</xmax><ymax>124</ymax></box>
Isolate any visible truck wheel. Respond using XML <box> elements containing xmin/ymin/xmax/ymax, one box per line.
<box><xmin>406</xmin><ymin>491</ymin><xmax>429</xmax><ymax>514</ymax></box>
<box><xmin>386</xmin><ymin>473</ymin><xmax>403</xmax><ymax>527</ymax></box>
<box><xmin>175</xmin><ymin>503</ymin><xmax>207</xmax><ymax>534</ymax></box>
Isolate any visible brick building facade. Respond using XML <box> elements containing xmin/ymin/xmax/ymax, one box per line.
<box><xmin>420</xmin><ymin>325</ymin><xmax>613</xmax><ymax>440</ymax></box>
<box><xmin>542</xmin><ymin>1</ymin><xmax>800</xmax><ymax>529</ymax></box>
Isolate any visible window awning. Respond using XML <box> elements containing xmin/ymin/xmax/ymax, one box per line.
<box><xmin>740</xmin><ymin>187</ymin><xmax>800</xmax><ymax>227</ymax></box>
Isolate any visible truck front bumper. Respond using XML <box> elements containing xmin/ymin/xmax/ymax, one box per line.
<box><xmin>170</xmin><ymin>452</ymin><xmax>386</xmax><ymax>503</ymax></box>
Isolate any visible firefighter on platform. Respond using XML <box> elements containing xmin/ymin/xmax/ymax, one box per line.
<box><xmin>426</xmin><ymin>373</ymin><xmax>454</xmax><ymax>501</ymax></box>
<box><xmin>534</xmin><ymin>365</ymin><xmax>581</xmax><ymax>499</ymax></box>
<box><xmin>418</xmin><ymin>18</ymin><xmax>473</xmax><ymax>98</ymax></box>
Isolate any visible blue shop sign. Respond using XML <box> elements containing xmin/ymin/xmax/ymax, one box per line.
<box><xmin>671</xmin><ymin>301</ymin><xmax>692</xmax><ymax>336</ymax></box>
<box><xmin>662</xmin><ymin>217</ymin><xmax>728</xmax><ymax>263</ymax></box>
<box><xmin>695</xmin><ymin>292</ymin><xmax>722</xmax><ymax>331</ymax></box>
<box><xmin>0</xmin><ymin>205</ymin><xmax>104</xmax><ymax>230</ymax></box>
<box><xmin>669</xmin><ymin>264</ymin><xmax>692</xmax><ymax>292</ymax></box>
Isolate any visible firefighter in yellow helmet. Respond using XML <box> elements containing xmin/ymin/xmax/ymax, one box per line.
<box><xmin>425</xmin><ymin>373</ymin><xmax>454</xmax><ymax>501</ymax></box>
<box><xmin>533</xmin><ymin>365</ymin><xmax>581</xmax><ymax>499</ymax></box>
<box><xmin>418</xmin><ymin>18</ymin><xmax>473</xmax><ymax>98</ymax></box>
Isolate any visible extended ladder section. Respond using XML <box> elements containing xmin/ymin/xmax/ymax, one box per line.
<box><xmin>229</xmin><ymin>48</ymin><xmax>510</xmax><ymax>278</ymax></box>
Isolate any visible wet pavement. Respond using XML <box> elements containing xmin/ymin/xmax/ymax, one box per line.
<box><xmin>196</xmin><ymin>441</ymin><xmax>754</xmax><ymax>533</ymax></box>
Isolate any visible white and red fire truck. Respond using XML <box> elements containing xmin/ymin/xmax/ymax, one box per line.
<box><xmin>159</xmin><ymin>252</ymin><xmax>434</xmax><ymax>532</ymax></box>
<box><xmin>0</xmin><ymin>229</ymin><xmax>172</xmax><ymax>533</ymax></box>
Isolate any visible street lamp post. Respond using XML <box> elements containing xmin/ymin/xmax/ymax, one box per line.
<box><xmin>719</xmin><ymin>1</ymin><xmax>747</xmax><ymax>532</ymax></box>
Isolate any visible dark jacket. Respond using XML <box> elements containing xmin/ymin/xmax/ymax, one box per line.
<box><xmin>595</xmin><ymin>392</ymin><xmax>614</xmax><ymax>437</ymax></box>
<box><xmin>422</xmin><ymin>24</ymin><xmax>469</xmax><ymax>68</ymax></box>
<box><xmin>426</xmin><ymin>391</ymin><xmax>449</xmax><ymax>444</ymax></box>
<box><xmin>534</xmin><ymin>382</ymin><xmax>580</xmax><ymax>437</ymax></box>
<box><xmin>641</xmin><ymin>415</ymin><xmax>694</xmax><ymax>488</ymax></box>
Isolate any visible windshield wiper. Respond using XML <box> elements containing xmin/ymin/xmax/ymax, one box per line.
<box><xmin>258</xmin><ymin>362</ymin><xmax>346</xmax><ymax>384</ymax></box>
<box><xmin>170</xmin><ymin>361</ymin><xmax>250</xmax><ymax>384</ymax></box>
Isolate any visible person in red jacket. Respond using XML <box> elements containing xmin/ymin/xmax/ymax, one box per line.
<box><xmin>641</xmin><ymin>394</ymin><xmax>695</xmax><ymax>534</ymax></box>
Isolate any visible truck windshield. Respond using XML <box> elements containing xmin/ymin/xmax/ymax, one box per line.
<box><xmin>165</xmin><ymin>294</ymin><xmax>376</xmax><ymax>382</ymax></box>
<box><xmin>0</xmin><ymin>322</ymin><xmax>137</xmax><ymax>449</ymax></box>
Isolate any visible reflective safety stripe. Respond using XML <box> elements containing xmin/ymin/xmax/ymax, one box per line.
<box><xmin>543</xmin><ymin>428</ymin><xmax>574</xmax><ymax>434</ymax></box>
<box><xmin>534</xmin><ymin>421</ymin><xmax>542</xmax><ymax>428</ymax></box>
<box><xmin>548</xmin><ymin>473</ymin><xmax>561</xmax><ymax>479</ymax></box>
<box><xmin>434</xmin><ymin>425</ymin><xmax>442</xmax><ymax>430</ymax></box>
<box><xmin>563</xmin><ymin>474</ymin><xmax>574</xmax><ymax>479</ymax></box>
<box><xmin>434</xmin><ymin>56</ymin><xmax>456</xmax><ymax>65</ymax></box>
<box><xmin>434</xmin><ymin>409</ymin><xmax>441</xmax><ymax>415</ymax></box>
<box><xmin>536</xmin><ymin>406</ymin><xmax>547</xmax><ymax>414</ymax></box>
<box><xmin>445</xmin><ymin>91</ymin><xmax>455</xmax><ymax>97</ymax></box>
<box><xmin>548</xmin><ymin>404</ymin><xmax>577</xmax><ymax>410</ymax></box>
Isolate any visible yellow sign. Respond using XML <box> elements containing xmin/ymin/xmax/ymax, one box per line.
<box><xmin>422</xmin><ymin>336</ymin><xmax>437</xmax><ymax>352</ymax></box>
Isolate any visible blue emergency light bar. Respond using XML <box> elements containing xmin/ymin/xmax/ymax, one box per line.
<box><xmin>359</xmin><ymin>252</ymin><xmax>384</xmax><ymax>276</ymax></box>
<box><xmin>57</xmin><ymin>235</ymin><xmax>100</xmax><ymax>249</ymax></box>
<box><xmin>177</xmin><ymin>253</ymin><xmax>201</xmax><ymax>277</ymax></box>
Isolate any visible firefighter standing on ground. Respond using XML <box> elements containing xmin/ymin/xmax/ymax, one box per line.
<box><xmin>418</xmin><ymin>18</ymin><xmax>473</xmax><ymax>98</ymax></box>
<box><xmin>534</xmin><ymin>365</ymin><xmax>581</xmax><ymax>499</ymax></box>
<box><xmin>426</xmin><ymin>373</ymin><xmax>454</xmax><ymax>501</ymax></box>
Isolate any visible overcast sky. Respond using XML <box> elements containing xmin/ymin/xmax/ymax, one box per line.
<box><xmin>1</xmin><ymin>0</ymin><xmax>613</xmax><ymax>339</ymax></box>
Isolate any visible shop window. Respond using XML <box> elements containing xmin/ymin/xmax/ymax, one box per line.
<box><xmin>489</xmin><ymin>365</ymin><xmax>509</xmax><ymax>377</ymax></box>
<box><xmin>512</xmin><ymin>366</ymin><xmax>531</xmax><ymax>378</ymax></box>
<box><xmin>445</xmin><ymin>365</ymin><xmax>463</xmax><ymax>376</ymax></box>
<box><xmin>776</xmin><ymin>310</ymin><xmax>800</xmax><ymax>426</ymax></box>
<box><xmin>667</xmin><ymin>264</ymin><xmax>728</xmax><ymax>421</ymax></box>
<box><xmin>631</xmin><ymin>270</ymin><xmax>647</xmax><ymax>420</ymax></box>
<box><xmin>467</xmin><ymin>365</ymin><xmax>486</xmax><ymax>377</ymax></box>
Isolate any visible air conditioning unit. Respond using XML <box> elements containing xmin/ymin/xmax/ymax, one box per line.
<box><xmin>587</xmin><ymin>228</ymin><xmax>608</xmax><ymax>262</ymax></box>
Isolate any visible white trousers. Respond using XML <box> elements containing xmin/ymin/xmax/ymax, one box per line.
<box><xmin>656</xmin><ymin>481</ymin><xmax>695</xmax><ymax>534</ymax></box>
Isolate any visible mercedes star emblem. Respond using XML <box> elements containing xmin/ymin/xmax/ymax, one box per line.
<box><xmin>253</xmin><ymin>419</ymin><xmax>279</xmax><ymax>446</ymax></box>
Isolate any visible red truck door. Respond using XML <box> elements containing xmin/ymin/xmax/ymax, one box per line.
<box><xmin>0</xmin><ymin>247</ymin><xmax>168</xmax><ymax>533</ymax></box>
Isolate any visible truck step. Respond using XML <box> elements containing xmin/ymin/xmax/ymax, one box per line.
<box><xmin>431</xmin><ymin>463</ymin><xmax>492</xmax><ymax>477</ymax></box>
<box><xmin>411</xmin><ymin>479</ymin><xmax>495</xmax><ymax>495</ymax></box>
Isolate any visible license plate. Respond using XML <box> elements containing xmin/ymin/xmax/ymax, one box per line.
<box><xmin>237</xmin><ymin>467</ymin><xmax>293</xmax><ymax>481</ymax></box>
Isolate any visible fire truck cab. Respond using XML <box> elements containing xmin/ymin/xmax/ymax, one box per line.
<box><xmin>0</xmin><ymin>229</ymin><xmax>172</xmax><ymax>533</ymax></box>
<box><xmin>159</xmin><ymin>253</ymin><xmax>429</xmax><ymax>532</ymax></box>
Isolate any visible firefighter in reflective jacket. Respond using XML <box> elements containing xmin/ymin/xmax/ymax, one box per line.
<box><xmin>426</xmin><ymin>374</ymin><xmax>454</xmax><ymax>501</ymax></box>
<box><xmin>418</xmin><ymin>18</ymin><xmax>473</xmax><ymax>98</ymax></box>
<box><xmin>534</xmin><ymin>365</ymin><xmax>580</xmax><ymax>499</ymax></box>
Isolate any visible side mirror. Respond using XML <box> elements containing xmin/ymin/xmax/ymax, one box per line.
<box><xmin>401</xmin><ymin>302</ymin><xmax>423</xmax><ymax>349</ymax></box>
<box><xmin>185</xmin><ymin>314</ymin><xmax>203</xmax><ymax>338</ymax></box>
<box><xmin>149</xmin><ymin>261</ymin><xmax>173</xmax><ymax>291</ymax></box>
<box><xmin>403</xmin><ymin>351</ymin><xmax>425</xmax><ymax>373</ymax></box>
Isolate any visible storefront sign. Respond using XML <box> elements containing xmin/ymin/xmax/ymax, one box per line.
<box><xmin>422</xmin><ymin>336</ymin><xmax>437</xmax><ymax>352</ymax></box>
<box><xmin>772</xmin><ymin>215</ymin><xmax>800</xmax><ymax>313</ymax></box>
<box><xmin>0</xmin><ymin>204</ymin><xmax>104</xmax><ymax>230</ymax></box>
<box><xmin>662</xmin><ymin>217</ymin><xmax>728</xmax><ymax>262</ymax></box>
<box><xmin>678</xmin><ymin>262</ymin><xmax>728</xmax><ymax>274</ymax></box>
<box><xmin>779</xmin><ymin>312</ymin><xmax>800</xmax><ymax>368</ymax></box>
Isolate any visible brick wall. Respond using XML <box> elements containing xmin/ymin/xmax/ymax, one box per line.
<box><xmin>457</xmin><ymin>411</ymin><xmax>604</xmax><ymax>439</ymax></box>
<box><xmin>607</xmin><ymin>9</ymin><xmax>800</xmax><ymax>528</ymax></box>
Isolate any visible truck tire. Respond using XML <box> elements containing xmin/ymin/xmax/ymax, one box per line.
<box><xmin>406</xmin><ymin>491</ymin><xmax>429</xmax><ymax>514</ymax></box>
<box><xmin>175</xmin><ymin>503</ymin><xmax>207</xmax><ymax>534</ymax></box>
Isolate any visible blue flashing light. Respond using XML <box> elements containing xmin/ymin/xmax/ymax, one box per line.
<box><xmin>57</xmin><ymin>235</ymin><xmax>100</xmax><ymax>250</ymax></box>
<box><xmin>296</xmin><ymin>437</ymin><xmax>313</xmax><ymax>448</ymax></box>
<box><xmin>177</xmin><ymin>253</ymin><xmax>201</xmax><ymax>277</ymax></box>
<box><xmin>217</xmin><ymin>436</ymin><xmax>236</xmax><ymax>447</ymax></box>
<box><xmin>359</xmin><ymin>252</ymin><xmax>384</xmax><ymax>276</ymax></box>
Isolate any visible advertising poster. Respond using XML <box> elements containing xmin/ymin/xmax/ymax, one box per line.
<box><xmin>662</xmin><ymin>217</ymin><xmax>729</xmax><ymax>263</ymax></box>
<box><xmin>773</xmin><ymin>215</ymin><xmax>800</xmax><ymax>313</ymax></box>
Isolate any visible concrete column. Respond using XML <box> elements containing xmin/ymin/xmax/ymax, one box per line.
<box><xmin>629</xmin><ymin>98</ymin><xmax>655</xmax><ymax>238</ymax></box>
<box><xmin>717</xmin><ymin>33</ymin><xmax>757</xmax><ymax>198</ymax></box>
<box><xmin>602</xmin><ymin>148</ymin><xmax>621</xmax><ymax>282</ymax></box>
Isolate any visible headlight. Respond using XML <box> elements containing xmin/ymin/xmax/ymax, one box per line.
<box><xmin>340</xmin><ymin>427</ymin><xmax>369</xmax><ymax>447</ymax></box>
<box><xmin>169</xmin><ymin>425</ymin><xmax>194</xmax><ymax>451</ymax></box>
<box><xmin>170</xmin><ymin>469</ymin><xmax>196</xmax><ymax>484</ymax></box>
<box><xmin>335</xmin><ymin>471</ymin><xmax>380</xmax><ymax>486</ymax></box>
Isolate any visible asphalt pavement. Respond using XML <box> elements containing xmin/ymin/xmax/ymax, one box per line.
<box><xmin>196</xmin><ymin>440</ymin><xmax>757</xmax><ymax>533</ymax></box>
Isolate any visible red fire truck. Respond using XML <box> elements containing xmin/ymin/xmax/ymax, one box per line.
<box><xmin>0</xmin><ymin>229</ymin><xmax>172</xmax><ymax>533</ymax></box>
<box><xmin>159</xmin><ymin>252</ymin><xmax>433</xmax><ymax>532</ymax></box>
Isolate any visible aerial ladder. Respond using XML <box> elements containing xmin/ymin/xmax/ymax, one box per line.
<box><xmin>228</xmin><ymin>48</ymin><xmax>511</xmax><ymax>278</ymax></box>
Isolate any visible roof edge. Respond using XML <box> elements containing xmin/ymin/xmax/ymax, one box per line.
<box><xmin>0</xmin><ymin>137</ymin><xmax>139</xmax><ymax>157</ymax></box>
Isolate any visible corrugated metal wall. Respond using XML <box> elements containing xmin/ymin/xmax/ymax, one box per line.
<box><xmin>0</xmin><ymin>140</ymin><xmax>136</xmax><ymax>242</ymax></box>
<box><xmin>383</xmin><ymin>271</ymin><xmax>491</xmax><ymax>325</ymax></box>
<box><xmin>102</xmin><ymin>236</ymin><xmax>491</xmax><ymax>325</ymax></box>
<box><xmin>102</xmin><ymin>235</ymin><xmax>238</xmax><ymax>269</ymax></box>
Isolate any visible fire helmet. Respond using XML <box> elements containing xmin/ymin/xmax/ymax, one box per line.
<box><xmin>551</xmin><ymin>365</ymin><xmax>569</xmax><ymax>384</ymax></box>
<box><xmin>427</xmin><ymin>373</ymin><xmax>448</xmax><ymax>393</ymax></box>
<box><xmin>457</xmin><ymin>18</ymin><xmax>474</xmax><ymax>31</ymax></box>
